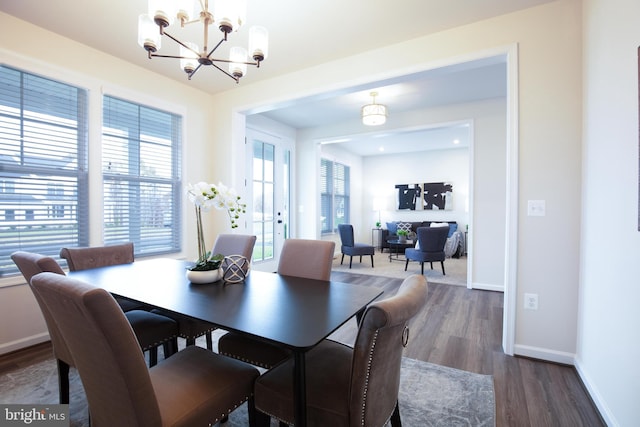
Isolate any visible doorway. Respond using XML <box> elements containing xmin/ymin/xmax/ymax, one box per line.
<box><xmin>245</xmin><ymin>128</ymin><xmax>293</xmax><ymax>272</ymax></box>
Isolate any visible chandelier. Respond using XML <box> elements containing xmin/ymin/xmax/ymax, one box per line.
<box><xmin>362</xmin><ymin>92</ymin><xmax>388</xmax><ymax>126</ymax></box>
<box><xmin>137</xmin><ymin>0</ymin><xmax>269</xmax><ymax>83</ymax></box>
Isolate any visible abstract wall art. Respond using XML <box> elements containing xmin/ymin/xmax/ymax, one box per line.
<box><xmin>395</xmin><ymin>182</ymin><xmax>453</xmax><ymax>211</ymax></box>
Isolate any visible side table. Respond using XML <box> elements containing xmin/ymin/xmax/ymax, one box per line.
<box><xmin>387</xmin><ymin>239</ymin><xmax>414</xmax><ymax>262</ymax></box>
<box><xmin>371</xmin><ymin>228</ymin><xmax>383</xmax><ymax>252</ymax></box>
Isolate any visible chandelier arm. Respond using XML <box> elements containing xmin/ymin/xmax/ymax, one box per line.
<box><xmin>209</xmin><ymin>62</ymin><xmax>240</xmax><ymax>83</ymax></box>
<box><xmin>187</xmin><ymin>63</ymin><xmax>204</xmax><ymax>80</ymax></box>
<box><xmin>149</xmin><ymin>53</ymin><xmax>192</xmax><ymax>60</ymax></box>
<box><xmin>205</xmin><ymin>38</ymin><xmax>226</xmax><ymax>59</ymax></box>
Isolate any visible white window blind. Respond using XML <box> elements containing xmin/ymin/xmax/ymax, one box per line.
<box><xmin>102</xmin><ymin>96</ymin><xmax>181</xmax><ymax>256</ymax></box>
<box><xmin>320</xmin><ymin>158</ymin><xmax>349</xmax><ymax>233</ymax></box>
<box><xmin>0</xmin><ymin>65</ymin><xmax>88</xmax><ymax>276</ymax></box>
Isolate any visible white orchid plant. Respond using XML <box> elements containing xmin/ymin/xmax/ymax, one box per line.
<box><xmin>186</xmin><ymin>181</ymin><xmax>247</xmax><ymax>271</ymax></box>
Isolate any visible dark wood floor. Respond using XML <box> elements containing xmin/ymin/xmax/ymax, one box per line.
<box><xmin>329</xmin><ymin>271</ymin><xmax>605</xmax><ymax>427</ymax></box>
<box><xmin>1</xmin><ymin>272</ymin><xmax>605</xmax><ymax>426</ymax></box>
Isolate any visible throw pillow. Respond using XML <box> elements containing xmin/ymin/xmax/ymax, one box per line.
<box><xmin>397</xmin><ymin>222</ymin><xmax>412</xmax><ymax>232</ymax></box>
<box><xmin>386</xmin><ymin>222</ymin><xmax>398</xmax><ymax>234</ymax></box>
<box><xmin>448</xmin><ymin>223</ymin><xmax>458</xmax><ymax>238</ymax></box>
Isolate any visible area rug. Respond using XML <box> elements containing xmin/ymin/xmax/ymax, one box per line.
<box><xmin>332</xmin><ymin>251</ymin><xmax>468</xmax><ymax>287</ymax></box>
<box><xmin>1</xmin><ymin>355</ymin><xmax>494</xmax><ymax>426</ymax></box>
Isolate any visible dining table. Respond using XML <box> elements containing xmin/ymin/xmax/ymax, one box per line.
<box><xmin>67</xmin><ymin>257</ymin><xmax>383</xmax><ymax>427</ymax></box>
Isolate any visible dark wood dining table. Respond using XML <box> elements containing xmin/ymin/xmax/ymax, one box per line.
<box><xmin>67</xmin><ymin>257</ymin><xmax>383</xmax><ymax>427</ymax></box>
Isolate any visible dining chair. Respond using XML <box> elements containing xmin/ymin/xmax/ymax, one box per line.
<box><xmin>253</xmin><ymin>274</ymin><xmax>428</xmax><ymax>427</ymax></box>
<box><xmin>30</xmin><ymin>271</ymin><xmax>260</xmax><ymax>427</ymax></box>
<box><xmin>153</xmin><ymin>234</ymin><xmax>257</xmax><ymax>350</ymax></box>
<box><xmin>404</xmin><ymin>226</ymin><xmax>450</xmax><ymax>275</ymax></box>
<box><xmin>10</xmin><ymin>251</ymin><xmax>74</xmax><ymax>405</ymax></box>
<box><xmin>217</xmin><ymin>239</ymin><xmax>336</xmax><ymax>369</ymax></box>
<box><xmin>59</xmin><ymin>244</ymin><xmax>179</xmax><ymax>366</ymax></box>
<box><xmin>338</xmin><ymin>223</ymin><xmax>375</xmax><ymax>268</ymax></box>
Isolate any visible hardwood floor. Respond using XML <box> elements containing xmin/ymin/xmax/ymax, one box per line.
<box><xmin>1</xmin><ymin>271</ymin><xmax>605</xmax><ymax>426</ymax></box>
<box><xmin>329</xmin><ymin>271</ymin><xmax>605</xmax><ymax>427</ymax></box>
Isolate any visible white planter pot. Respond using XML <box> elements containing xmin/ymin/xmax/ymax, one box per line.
<box><xmin>186</xmin><ymin>267</ymin><xmax>223</xmax><ymax>284</ymax></box>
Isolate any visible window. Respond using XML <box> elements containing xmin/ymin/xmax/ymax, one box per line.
<box><xmin>102</xmin><ymin>96</ymin><xmax>181</xmax><ymax>256</ymax></box>
<box><xmin>320</xmin><ymin>158</ymin><xmax>349</xmax><ymax>233</ymax></box>
<box><xmin>0</xmin><ymin>65</ymin><xmax>88</xmax><ymax>276</ymax></box>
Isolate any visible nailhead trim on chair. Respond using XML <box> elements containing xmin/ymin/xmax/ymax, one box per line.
<box><xmin>138</xmin><ymin>334</ymin><xmax>178</xmax><ymax>351</ymax></box>
<box><xmin>218</xmin><ymin>351</ymin><xmax>275</xmax><ymax>370</ymax></box>
<box><xmin>360</xmin><ymin>329</ymin><xmax>379</xmax><ymax>426</ymax></box>
<box><xmin>207</xmin><ymin>395</ymin><xmax>253</xmax><ymax>427</ymax></box>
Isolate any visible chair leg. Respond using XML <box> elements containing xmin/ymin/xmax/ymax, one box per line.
<box><xmin>185</xmin><ymin>337</ymin><xmax>196</xmax><ymax>346</ymax></box>
<box><xmin>430</xmin><ymin>262</ymin><xmax>434</xmax><ymax>270</ymax></box>
<box><xmin>390</xmin><ymin>400</ymin><xmax>402</xmax><ymax>427</ymax></box>
<box><xmin>57</xmin><ymin>359</ymin><xmax>70</xmax><ymax>404</ymax></box>
<box><xmin>420</xmin><ymin>262</ymin><xmax>424</xmax><ymax>275</ymax></box>
<box><xmin>404</xmin><ymin>259</ymin><xmax>409</xmax><ymax>271</ymax></box>
<box><xmin>441</xmin><ymin>261</ymin><xmax>446</xmax><ymax>275</ymax></box>
<box><xmin>254</xmin><ymin>408</ymin><xmax>271</xmax><ymax>427</ymax></box>
<box><xmin>349</xmin><ymin>256</ymin><xmax>353</xmax><ymax>268</ymax></box>
<box><xmin>206</xmin><ymin>331</ymin><xmax>213</xmax><ymax>350</ymax></box>
<box><xmin>149</xmin><ymin>347</ymin><xmax>158</xmax><ymax>367</ymax></box>
<box><xmin>359</xmin><ymin>255</ymin><xmax>363</xmax><ymax>263</ymax></box>
<box><xmin>370</xmin><ymin>254</ymin><xmax>374</xmax><ymax>268</ymax></box>
<box><xmin>340</xmin><ymin>254</ymin><xmax>345</xmax><ymax>265</ymax></box>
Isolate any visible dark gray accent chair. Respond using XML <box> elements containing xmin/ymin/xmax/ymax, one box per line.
<box><xmin>30</xmin><ymin>271</ymin><xmax>260</xmax><ymax>427</ymax></box>
<box><xmin>253</xmin><ymin>274</ymin><xmax>428</xmax><ymax>427</ymax></box>
<box><xmin>404</xmin><ymin>226</ymin><xmax>450</xmax><ymax>275</ymax></box>
<box><xmin>338</xmin><ymin>223</ymin><xmax>375</xmax><ymax>268</ymax></box>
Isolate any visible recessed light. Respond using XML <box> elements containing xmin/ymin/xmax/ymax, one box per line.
<box><xmin>379</xmin><ymin>146</ymin><xmax>385</xmax><ymax>152</ymax></box>
<box><xmin>453</xmin><ymin>139</ymin><xmax>460</xmax><ymax>145</ymax></box>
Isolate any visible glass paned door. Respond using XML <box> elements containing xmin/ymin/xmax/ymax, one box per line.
<box><xmin>247</xmin><ymin>129</ymin><xmax>291</xmax><ymax>272</ymax></box>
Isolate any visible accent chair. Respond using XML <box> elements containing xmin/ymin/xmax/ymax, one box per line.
<box><xmin>338</xmin><ymin>223</ymin><xmax>375</xmax><ymax>268</ymax></box>
<box><xmin>404</xmin><ymin>226</ymin><xmax>450</xmax><ymax>275</ymax></box>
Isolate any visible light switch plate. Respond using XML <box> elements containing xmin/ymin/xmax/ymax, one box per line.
<box><xmin>527</xmin><ymin>200</ymin><xmax>546</xmax><ymax>216</ymax></box>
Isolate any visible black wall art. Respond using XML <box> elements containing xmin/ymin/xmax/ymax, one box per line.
<box><xmin>395</xmin><ymin>182</ymin><xmax>453</xmax><ymax>211</ymax></box>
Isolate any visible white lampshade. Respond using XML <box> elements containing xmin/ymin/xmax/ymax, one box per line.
<box><xmin>148</xmin><ymin>0</ymin><xmax>177</xmax><ymax>27</ymax></box>
<box><xmin>214</xmin><ymin>0</ymin><xmax>246</xmax><ymax>33</ymax></box>
<box><xmin>229</xmin><ymin>47</ymin><xmax>248</xmax><ymax>78</ymax></box>
<box><xmin>362</xmin><ymin>103</ymin><xmax>388</xmax><ymax>126</ymax></box>
<box><xmin>362</xmin><ymin>91</ymin><xmax>388</xmax><ymax>126</ymax></box>
<box><xmin>249</xmin><ymin>26</ymin><xmax>269</xmax><ymax>62</ymax></box>
<box><xmin>138</xmin><ymin>14</ymin><xmax>161</xmax><ymax>52</ymax></box>
<box><xmin>180</xmin><ymin>42</ymin><xmax>199</xmax><ymax>74</ymax></box>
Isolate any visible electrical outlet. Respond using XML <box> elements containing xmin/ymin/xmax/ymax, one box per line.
<box><xmin>524</xmin><ymin>293</ymin><xmax>538</xmax><ymax>310</ymax></box>
<box><xmin>527</xmin><ymin>200</ymin><xmax>546</xmax><ymax>216</ymax></box>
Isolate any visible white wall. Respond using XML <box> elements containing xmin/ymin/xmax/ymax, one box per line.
<box><xmin>579</xmin><ymin>0</ymin><xmax>640</xmax><ymax>425</ymax></box>
<box><xmin>363</xmin><ymin>148</ymin><xmax>469</xmax><ymax>229</ymax></box>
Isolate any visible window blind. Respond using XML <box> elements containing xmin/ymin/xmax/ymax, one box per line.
<box><xmin>102</xmin><ymin>96</ymin><xmax>181</xmax><ymax>256</ymax></box>
<box><xmin>320</xmin><ymin>158</ymin><xmax>349</xmax><ymax>233</ymax></box>
<box><xmin>0</xmin><ymin>65</ymin><xmax>88</xmax><ymax>276</ymax></box>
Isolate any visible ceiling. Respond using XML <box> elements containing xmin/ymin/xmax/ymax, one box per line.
<box><xmin>1</xmin><ymin>0</ymin><xmax>551</xmax><ymax>155</ymax></box>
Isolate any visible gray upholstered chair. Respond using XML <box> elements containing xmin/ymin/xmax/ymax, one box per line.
<box><xmin>59</xmin><ymin>244</ymin><xmax>179</xmax><ymax>366</ymax></box>
<box><xmin>404</xmin><ymin>226</ymin><xmax>450</xmax><ymax>275</ymax></box>
<box><xmin>338</xmin><ymin>224</ymin><xmax>375</xmax><ymax>268</ymax></box>
<box><xmin>10</xmin><ymin>251</ymin><xmax>73</xmax><ymax>405</ymax></box>
<box><xmin>218</xmin><ymin>239</ymin><xmax>336</xmax><ymax>369</ymax></box>
<box><xmin>30</xmin><ymin>272</ymin><xmax>260</xmax><ymax>427</ymax></box>
<box><xmin>154</xmin><ymin>234</ymin><xmax>257</xmax><ymax>349</ymax></box>
<box><xmin>254</xmin><ymin>274</ymin><xmax>428</xmax><ymax>427</ymax></box>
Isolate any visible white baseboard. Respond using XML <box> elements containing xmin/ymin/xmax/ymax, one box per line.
<box><xmin>574</xmin><ymin>359</ymin><xmax>617</xmax><ymax>426</ymax></box>
<box><xmin>471</xmin><ymin>282</ymin><xmax>504</xmax><ymax>292</ymax></box>
<box><xmin>513</xmin><ymin>344</ymin><xmax>575</xmax><ymax>365</ymax></box>
<box><xmin>0</xmin><ymin>332</ymin><xmax>50</xmax><ymax>356</ymax></box>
